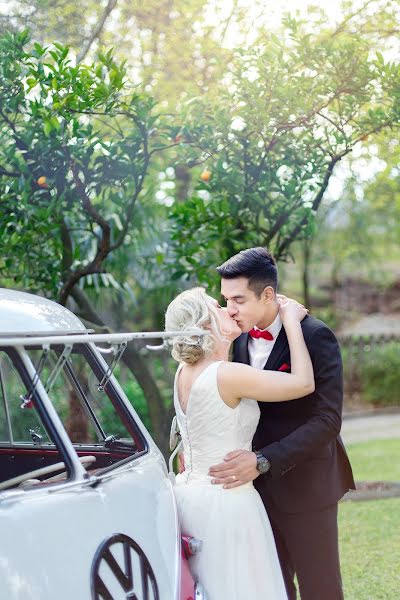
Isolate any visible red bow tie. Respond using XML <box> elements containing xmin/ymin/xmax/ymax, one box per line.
<box><xmin>249</xmin><ymin>328</ymin><xmax>273</xmax><ymax>341</ymax></box>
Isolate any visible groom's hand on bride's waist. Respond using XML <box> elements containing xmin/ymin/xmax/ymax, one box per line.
<box><xmin>208</xmin><ymin>450</ymin><xmax>259</xmax><ymax>489</ymax></box>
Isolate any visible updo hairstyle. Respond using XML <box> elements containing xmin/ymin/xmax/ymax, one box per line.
<box><xmin>165</xmin><ymin>287</ymin><xmax>220</xmax><ymax>365</ymax></box>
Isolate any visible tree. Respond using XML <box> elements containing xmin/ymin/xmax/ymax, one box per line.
<box><xmin>0</xmin><ymin>0</ymin><xmax>235</xmax><ymax>99</ymax></box>
<box><xmin>360</xmin><ymin>135</ymin><xmax>400</xmax><ymax>249</ymax></box>
<box><xmin>0</xmin><ymin>0</ymin><xmax>118</xmax><ymax>54</ymax></box>
<box><xmin>167</xmin><ymin>12</ymin><xmax>400</xmax><ymax>292</ymax></box>
<box><xmin>0</xmin><ymin>30</ymin><xmax>176</xmax><ymax>453</ymax></box>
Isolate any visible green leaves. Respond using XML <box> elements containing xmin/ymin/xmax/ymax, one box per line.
<box><xmin>166</xmin><ymin>11</ymin><xmax>400</xmax><ymax>288</ymax></box>
<box><xmin>0</xmin><ymin>32</ymin><xmax>165</xmax><ymax>299</ymax></box>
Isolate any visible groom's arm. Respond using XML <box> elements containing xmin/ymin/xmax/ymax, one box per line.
<box><xmin>258</xmin><ymin>325</ymin><xmax>343</xmax><ymax>479</ymax></box>
<box><xmin>209</xmin><ymin>325</ymin><xmax>343</xmax><ymax>487</ymax></box>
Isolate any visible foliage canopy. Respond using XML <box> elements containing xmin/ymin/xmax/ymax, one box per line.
<box><xmin>167</xmin><ymin>15</ymin><xmax>400</xmax><ymax>288</ymax></box>
<box><xmin>0</xmin><ymin>30</ymin><xmax>170</xmax><ymax>303</ymax></box>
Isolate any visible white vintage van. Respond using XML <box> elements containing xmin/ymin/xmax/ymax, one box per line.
<box><xmin>0</xmin><ymin>288</ymin><xmax>205</xmax><ymax>600</ymax></box>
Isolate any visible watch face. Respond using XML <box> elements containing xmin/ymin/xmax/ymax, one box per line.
<box><xmin>256</xmin><ymin>453</ymin><xmax>270</xmax><ymax>474</ymax></box>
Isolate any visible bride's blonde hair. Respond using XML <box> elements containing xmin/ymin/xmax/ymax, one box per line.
<box><xmin>165</xmin><ymin>287</ymin><xmax>220</xmax><ymax>364</ymax></box>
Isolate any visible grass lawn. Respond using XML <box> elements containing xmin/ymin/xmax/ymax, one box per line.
<box><xmin>345</xmin><ymin>437</ymin><xmax>400</xmax><ymax>481</ymax></box>
<box><xmin>340</xmin><ymin>499</ymin><xmax>400</xmax><ymax>600</ymax></box>
<box><xmin>339</xmin><ymin>438</ymin><xmax>400</xmax><ymax>599</ymax></box>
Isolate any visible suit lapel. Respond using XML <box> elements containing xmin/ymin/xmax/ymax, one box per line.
<box><xmin>264</xmin><ymin>327</ymin><xmax>288</xmax><ymax>371</ymax></box>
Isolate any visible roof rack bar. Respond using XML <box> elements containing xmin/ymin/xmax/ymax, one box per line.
<box><xmin>0</xmin><ymin>330</ymin><xmax>207</xmax><ymax>348</ymax></box>
<box><xmin>20</xmin><ymin>345</ymin><xmax>50</xmax><ymax>408</ymax></box>
<box><xmin>45</xmin><ymin>344</ymin><xmax>73</xmax><ymax>395</ymax></box>
<box><xmin>97</xmin><ymin>341</ymin><xmax>127</xmax><ymax>392</ymax></box>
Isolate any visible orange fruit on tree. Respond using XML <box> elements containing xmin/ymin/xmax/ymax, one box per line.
<box><xmin>37</xmin><ymin>176</ymin><xmax>48</xmax><ymax>187</ymax></box>
<box><xmin>200</xmin><ymin>169</ymin><xmax>211</xmax><ymax>182</ymax></box>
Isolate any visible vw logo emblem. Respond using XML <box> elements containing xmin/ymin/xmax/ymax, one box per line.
<box><xmin>91</xmin><ymin>533</ymin><xmax>159</xmax><ymax>600</ymax></box>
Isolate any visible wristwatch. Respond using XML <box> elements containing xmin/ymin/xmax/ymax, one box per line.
<box><xmin>255</xmin><ymin>451</ymin><xmax>271</xmax><ymax>474</ymax></box>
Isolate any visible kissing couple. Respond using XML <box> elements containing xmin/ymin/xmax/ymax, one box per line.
<box><xmin>165</xmin><ymin>247</ymin><xmax>355</xmax><ymax>600</ymax></box>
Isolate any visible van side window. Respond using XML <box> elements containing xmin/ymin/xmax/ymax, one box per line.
<box><xmin>0</xmin><ymin>353</ymin><xmax>50</xmax><ymax>444</ymax></box>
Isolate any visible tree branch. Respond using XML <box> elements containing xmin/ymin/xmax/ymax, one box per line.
<box><xmin>0</xmin><ymin>166</ymin><xmax>21</xmax><ymax>177</ymax></box>
<box><xmin>0</xmin><ymin>108</ymin><xmax>29</xmax><ymax>153</ymax></box>
<box><xmin>70</xmin><ymin>160</ymin><xmax>111</xmax><ymax>235</ymax></box>
<box><xmin>59</xmin><ymin>160</ymin><xmax>111</xmax><ymax>304</ymax></box>
<box><xmin>60</xmin><ymin>218</ymin><xmax>74</xmax><ymax>276</ymax></box>
<box><xmin>275</xmin><ymin>154</ymin><xmax>344</xmax><ymax>259</ymax></box>
<box><xmin>109</xmin><ymin>123</ymin><xmax>149</xmax><ymax>252</ymax></box>
<box><xmin>267</xmin><ymin>196</ymin><xmax>304</xmax><ymax>244</ymax></box>
<box><xmin>77</xmin><ymin>0</ymin><xmax>119</xmax><ymax>63</ymax></box>
<box><xmin>330</xmin><ymin>0</ymin><xmax>378</xmax><ymax>38</ymax></box>
<box><xmin>219</xmin><ymin>0</ymin><xmax>240</xmax><ymax>46</ymax></box>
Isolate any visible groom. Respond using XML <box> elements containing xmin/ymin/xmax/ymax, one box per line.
<box><xmin>209</xmin><ymin>247</ymin><xmax>355</xmax><ymax>600</ymax></box>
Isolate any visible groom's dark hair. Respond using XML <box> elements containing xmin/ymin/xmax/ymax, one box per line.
<box><xmin>216</xmin><ymin>247</ymin><xmax>278</xmax><ymax>297</ymax></box>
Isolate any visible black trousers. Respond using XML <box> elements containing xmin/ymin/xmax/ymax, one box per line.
<box><xmin>262</xmin><ymin>497</ymin><xmax>344</xmax><ymax>600</ymax></box>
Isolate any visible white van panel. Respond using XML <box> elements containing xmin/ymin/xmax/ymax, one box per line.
<box><xmin>0</xmin><ymin>452</ymin><xmax>179</xmax><ymax>600</ymax></box>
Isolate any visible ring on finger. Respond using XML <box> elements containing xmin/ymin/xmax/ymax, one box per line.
<box><xmin>231</xmin><ymin>475</ymin><xmax>236</xmax><ymax>481</ymax></box>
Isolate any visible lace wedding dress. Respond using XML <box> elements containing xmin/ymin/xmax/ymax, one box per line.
<box><xmin>173</xmin><ymin>361</ymin><xmax>288</xmax><ymax>600</ymax></box>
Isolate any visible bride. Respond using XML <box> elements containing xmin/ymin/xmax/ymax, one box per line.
<box><xmin>165</xmin><ymin>287</ymin><xmax>314</xmax><ymax>600</ymax></box>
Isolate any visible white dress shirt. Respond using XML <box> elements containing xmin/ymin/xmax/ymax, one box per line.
<box><xmin>248</xmin><ymin>313</ymin><xmax>283</xmax><ymax>370</ymax></box>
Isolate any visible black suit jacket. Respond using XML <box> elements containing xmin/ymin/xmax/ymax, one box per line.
<box><xmin>233</xmin><ymin>314</ymin><xmax>355</xmax><ymax>514</ymax></box>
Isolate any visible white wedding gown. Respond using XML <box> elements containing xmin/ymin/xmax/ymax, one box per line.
<box><xmin>173</xmin><ymin>361</ymin><xmax>288</xmax><ymax>600</ymax></box>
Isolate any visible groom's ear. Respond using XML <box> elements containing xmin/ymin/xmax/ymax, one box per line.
<box><xmin>261</xmin><ymin>286</ymin><xmax>275</xmax><ymax>303</ymax></box>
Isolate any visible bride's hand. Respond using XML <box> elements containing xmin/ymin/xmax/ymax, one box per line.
<box><xmin>278</xmin><ymin>296</ymin><xmax>308</xmax><ymax>323</ymax></box>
